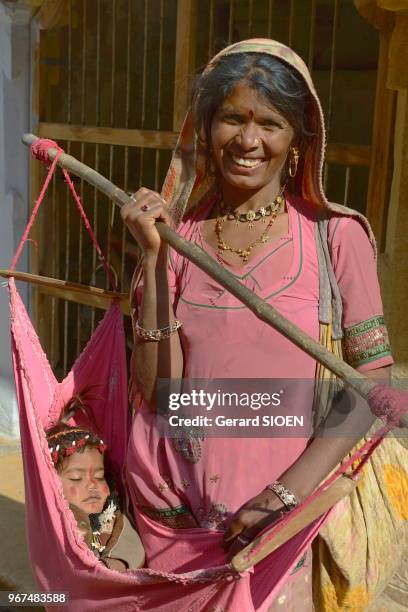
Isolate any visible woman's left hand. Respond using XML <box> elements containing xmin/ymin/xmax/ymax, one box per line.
<box><xmin>223</xmin><ymin>488</ymin><xmax>285</xmax><ymax>560</ymax></box>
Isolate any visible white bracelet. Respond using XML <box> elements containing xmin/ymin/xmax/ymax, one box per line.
<box><xmin>135</xmin><ymin>319</ymin><xmax>182</xmax><ymax>342</ymax></box>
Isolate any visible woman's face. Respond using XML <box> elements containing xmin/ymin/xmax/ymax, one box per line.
<box><xmin>58</xmin><ymin>446</ymin><xmax>110</xmax><ymax>514</ymax></box>
<box><xmin>210</xmin><ymin>81</ymin><xmax>295</xmax><ymax>200</ymax></box>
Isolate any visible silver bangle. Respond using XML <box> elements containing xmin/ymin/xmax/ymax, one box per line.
<box><xmin>135</xmin><ymin>319</ymin><xmax>182</xmax><ymax>342</ymax></box>
<box><xmin>265</xmin><ymin>481</ymin><xmax>299</xmax><ymax>511</ymax></box>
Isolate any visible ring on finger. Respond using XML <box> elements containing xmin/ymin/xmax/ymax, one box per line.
<box><xmin>141</xmin><ymin>203</ymin><xmax>150</xmax><ymax>212</ymax></box>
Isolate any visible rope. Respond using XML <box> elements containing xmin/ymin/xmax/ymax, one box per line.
<box><xmin>11</xmin><ymin>139</ymin><xmax>118</xmax><ymax>291</ymax></box>
<box><xmin>10</xmin><ymin>141</ymin><xmax>61</xmax><ymax>272</ymax></box>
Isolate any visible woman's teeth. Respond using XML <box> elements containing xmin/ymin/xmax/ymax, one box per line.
<box><xmin>231</xmin><ymin>155</ymin><xmax>263</xmax><ymax>168</ymax></box>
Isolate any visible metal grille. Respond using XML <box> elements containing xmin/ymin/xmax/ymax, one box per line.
<box><xmin>31</xmin><ymin>0</ymin><xmax>380</xmax><ymax>377</ymax></box>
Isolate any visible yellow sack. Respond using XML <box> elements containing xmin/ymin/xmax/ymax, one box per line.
<box><xmin>313</xmin><ymin>325</ymin><xmax>408</xmax><ymax>611</ymax></box>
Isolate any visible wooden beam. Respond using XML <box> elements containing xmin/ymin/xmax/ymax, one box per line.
<box><xmin>365</xmin><ymin>29</ymin><xmax>396</xmax><ymax>247</ymax></box>
<box><xmin>353</xmin><ymin>0</ymin><xmax>394</xmax><ymax>31</ymax></box>
<box><xmin>1</xmin><ymin>270</ymin><xmax>130</xmax><ymax>316</ymax></box>
<box><xmin>38</xmin><ymin>123</ymin><xmax>178</xmax><ymax>150</ymax></box>
<box><xmin>325</xmin><ymin>143</ymin><xmax>371</xmax><ymax>167</ymax></box>
<box><xmin>354</xmin><ymin>1</ymin><xmax>396</xmax><ymax>247</ymax></box>
<box><xmin>377</xmin><ymin>1</ymin><xmax>408</xmax><ymax>11</ymax></box>
<box><xmin>37</xmin><ymin>285</ymin><xmax>130</xmax><ymax>316</ymax></box>
<box><xmin>37</xmin><ymin>123</ymin><xmax>370</xmax><ymax>167</ymax></box>
<box><xmin>173</xmin><ymin>0</ymin><xmax>197</xmax><ymax>131</ymax></box>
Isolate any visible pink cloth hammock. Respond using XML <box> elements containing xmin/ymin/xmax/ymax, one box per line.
<box><xmin>8</xmin><ymin>139</ymin><xmax>405</xmax><ymax>611</ymax></box>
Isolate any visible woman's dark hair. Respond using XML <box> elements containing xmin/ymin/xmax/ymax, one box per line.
<box><xmin>191</xmin><ymin>52</ymin><xmax>315</xmax><ymax>174</ymax></box>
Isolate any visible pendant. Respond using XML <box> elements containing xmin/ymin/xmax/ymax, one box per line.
<box><xmin>246</xmin><ymin>210</ymin><xmax>256</xmax><ymax>224</ymax></box>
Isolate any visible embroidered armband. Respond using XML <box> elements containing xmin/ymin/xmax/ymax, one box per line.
<box><xmin>343</xmin><ymin>315</ymin><xmax>392</xmax><ymax>368</ymax></box>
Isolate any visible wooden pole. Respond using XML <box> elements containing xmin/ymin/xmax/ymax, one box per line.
<box><xmin>21</xmin><ymin>133</ymin><xmax>407</xmax><ymax>430</ymax></box>
<box><xmin>232</xmin><ymin>475</ymin><xmax>357</xmax><ymax>572</ymax></box>
<box><xmin>0</xmin><ymin>270</ymin><xmax>130</xmax><ymax>315</ymax></box>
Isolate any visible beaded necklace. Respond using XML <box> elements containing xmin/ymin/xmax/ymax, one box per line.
<box><xmin>214</xmin><ymin>189</ymin><xmax>285</xmax><ymax>264</ymax></box>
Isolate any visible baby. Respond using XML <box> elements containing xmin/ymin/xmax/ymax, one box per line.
<box><xmin>47</xmin><ymin>401</ymin><xmax>144</xmax><ymax>571</ymax></box>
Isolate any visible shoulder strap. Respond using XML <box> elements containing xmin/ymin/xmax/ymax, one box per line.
<box><xmin>315</xmin><ymin>218</ymin><xmax>343</xmax><ymax>339</ymax></box>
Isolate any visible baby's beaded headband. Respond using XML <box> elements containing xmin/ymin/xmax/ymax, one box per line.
<box><xmin>47</xmin><ymin>428</ymin><xmax>106</xmax><ymax>465</ymax></box>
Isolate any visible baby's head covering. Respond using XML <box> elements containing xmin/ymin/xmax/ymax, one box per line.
<box><xmin>46</xmin><ymin>391</ymin><xmax>107</xmax><ymax>469</ymax></box>
<box><xmin>161</xmin><ymin>38</ymin><xmax>375</xmax><ymax>251</ymax></box>
<box><xmin>46</xmin><ymin>426</ymin><xmax>106</xmax><ymax>469</ymax></box>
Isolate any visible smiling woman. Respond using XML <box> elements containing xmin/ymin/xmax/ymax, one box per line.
<box><xmin>187</xmin><ymin>53</ymin><xmax>315</xmax><ymax>267</ymax></box>
<box><xmin>121</xmin><ymin>39</ymin><xmax>395</xmax><ymax>610</ymax></box>
<box><xmin>210</xmin><ymin>82</ymin><xmax>294</xmax><ymax>205</ymax></box>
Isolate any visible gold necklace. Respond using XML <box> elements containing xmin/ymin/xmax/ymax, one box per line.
<box><xmin>220</xmin><ymin>191</ymin><xmax>285</xmax><ymax>229</ymax></box>
<box><xmin>214</xmin><ymin>196</ymin><xmax>285</xmax><ymax>264</ymax></box>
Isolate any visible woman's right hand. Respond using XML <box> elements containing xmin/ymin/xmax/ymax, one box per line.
<box><xmin>120</xmin><ymin>188</ymin><xmax>173</xmax><ymax>257</ymax></box>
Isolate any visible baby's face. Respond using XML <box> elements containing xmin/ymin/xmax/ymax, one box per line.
<box><xmin>58</xmin><ymin>446</ymin><xmax>110</xmax><ymax>514</ymax></box>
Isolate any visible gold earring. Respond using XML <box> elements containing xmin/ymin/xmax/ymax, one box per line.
<box><xmin>288</xmin><ymin>146</ymin><xmax>299</xmax><ymax>178</ymax></box>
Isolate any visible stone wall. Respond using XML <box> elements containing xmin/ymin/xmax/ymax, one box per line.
<box><xmin>0</xmin><ymin>1</ymin><xmax>33</xmax><ymax>437</ymax></box>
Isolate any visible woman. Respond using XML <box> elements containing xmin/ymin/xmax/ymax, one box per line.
<box><xmin>121</xmin><ymin>40</ymin><xmax>393</xmax><ymax>610</ymax></box>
